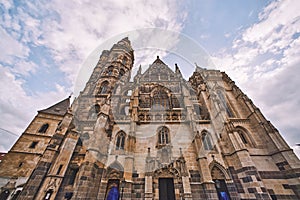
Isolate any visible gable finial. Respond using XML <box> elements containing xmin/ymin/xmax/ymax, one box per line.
<box><xmin>137</xmin><ymin>65</ymin><xmax>142</xmax><ymax>74</ymax></box>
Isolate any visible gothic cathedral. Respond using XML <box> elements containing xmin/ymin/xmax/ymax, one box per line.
<box><xmin>0</xmin><ymin>38</ymin><xmax>299</xmax><ymax>200</ymax></box>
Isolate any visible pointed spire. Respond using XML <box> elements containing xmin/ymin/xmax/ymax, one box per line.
<box><xmin>152</xmin><ymin>55</ymin><xmax>166</xmax><ymax>65</ymax></box>
<box><xmin>137</xmin><ymin>65</ymin><xmax>142</xmax><ymax>74</ymax></box>
<box><xmin>179</xmin><ymin>147</ymin><xmax>183</xmax><ymax>157</ymax></box>
<box><xmin>175</xmin><ymin>63</ymin><xmax>183</xmax><ymax>77</ymax></box>
<box><xmin>175</xmin><ymin>63</ymin><xmax>181</xmax><ymax>73</ymax></box>
<box><xmin>147</xmin><ymin>147</ymin><xmax>151</xmax><ymax>157</ymax></box>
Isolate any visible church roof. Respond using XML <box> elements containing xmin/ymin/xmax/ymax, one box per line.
<box><xmin>152</xmin><ymin>56</ymin><xmax>167</xmax><ymax>65</ymax></box>
<box><xmin>38</xmin><ymin>97</ymin><xmax>70</xmax><ymax>116</ymax></box>
<box><xmin>140</xmin><ymin>56</ymin><xmax>176</xmax><ymax>80</ymax></box>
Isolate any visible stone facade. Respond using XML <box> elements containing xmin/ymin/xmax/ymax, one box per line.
<box><xmin>0</xmin><ymin>37</ymin><xmax>299</xmax><ymax>200</ymax></box>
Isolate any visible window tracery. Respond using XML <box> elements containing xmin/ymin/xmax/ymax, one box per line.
<box><xmin>99</xmin><ymin>81</ymin><xmax>109</xmax><ymax>94</ymax></box>
<box><xmin>116</xmin><ymin>131</ymin><xmax>126</xmax><ymax>150</ymax></box>
<box><xmin>236</xmin><ymin>128</ymin><xmax>253</xmax><ymax>147</ymax></box>
<box><xmin>158</xmin><ymin>126</ymin><xmax>170</xmax><ymax>146</ymax></box>
<box><xmin>217</xmin><ymin>90</ymin><xmax>234</xmax><ymax>117</ymax></box>
<box><xmin>107</xmin><ymin>66</ymin><xmax>114</xmax><ymax>76</ymax></box>
<box><xmin>152</xmin><ymin>89</ymin><xmax>170</xmax><ymax>110</ymax></box>
<box><xmin>89</xmin><ymin>104</ymin><xmax>100</xmax><ymax>119</ymax></box>
<box><xmin>118</xmin><ymin>68</ymin><xmax>125</xmax><ymax>79</ymax></box>
<box><xmin>202</xmin><ymin>131</ymin><xmax>213</xmax><ymax>150</ymax></box>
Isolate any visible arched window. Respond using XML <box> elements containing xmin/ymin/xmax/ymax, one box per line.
<box><xmin>217</xmin><ymin>90</ymin><xmax>234</xmax><ymax>117</ymax></box>
<box><xmin>171</xmin><ymin>95</ymin><xmax>180</xmax><ymax>108</ymax></box>
<box><xmin>152</xmin><ymin>89</ymin><xmax>170</xmax><ymax>110</ymax></box>
<box><xmin>122</xmin><ymin>56</ymin><xmax>128</xmax><ymax>65</ymax></box>
<box><xmin>238</xmin><ymin>130</ymin><xmax>248</xmax><ymax>144</ymax></box>
<box><xmin>44</xmin><ymin>189</ymin><xmax>53</xmax><ymax>200</ymax></box>
<box><xmin>38</xmin><ymin>123</ymin><xmax>49</xmax><ymax>133</ymax></box>
<box><xmin>116</xmin><ymin>131</ymin><xmax>126</xmax><ymax>150</ymax></box>
<box><xmin>158</xmin><ymin>126</ymin><xmax>170</xmax><ymax>145</ymax></box>
<box><xmin>107</xmin><ymin>66</ymin><xmax>114</xmax><ymax>76</ymax></box>
<box><xmin>202</xmin><ymin>131</ymin><xmax>213</xmax><ymax>150</ymax></box>
<box><xmin>194</xmin><ymin>104</ymin><xmax>201</xmax><ymax>116</ymax></box>
<box><xmin>69</xmin><ymin>168</ymin><xmax>79</xmax><ymax>185</ymax></box>
<box><xmin>99</xmin><ymin>81</ymin><xmax>109</xmax><ymax>94</ymax></box>
<box><xmin>118</xmin><ymin>69</ymin><xmax>125</xmax><ymax>79</ymax></box>
<box><xmin>89</xmin><ymin>104</ymin><xmax>100</xmax><ymax>119</ymax></box>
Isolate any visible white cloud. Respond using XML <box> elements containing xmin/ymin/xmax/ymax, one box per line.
<box><xmin>0</xmin><ymin>65</ymin><xmax>69</xmax><ymax>135</ymax></box>
<box><xmin>32</xmin><ymin>0</ymin><xmax>186</xmax><ymax>84</ymax></box>
<box><xmin>212</xmin><ymin>0</ymin><xmax>300</xmax><ymax>157</ymax></box>
<box><xmin>0</xmin><ymin>27</ymin><xmax>29</xmax><ymax>64</ymax></box>
<box><xmin>0</xmin><ymin>0</ymin><xmax>187</xmax><ymax>152</ymax></box>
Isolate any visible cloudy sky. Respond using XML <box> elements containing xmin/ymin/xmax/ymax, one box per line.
<box><xmin>0</xmin><ymin>0</ymin><xmax>299</xmax><ymax>157</ymax></box>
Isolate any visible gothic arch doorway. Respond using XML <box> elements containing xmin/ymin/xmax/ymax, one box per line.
<box><xmin>159</xmin><ymin>178</ymin><xmax>175</xmax><ymax>200</ymax></box>
<box><xmin>211</xmin><ymin>164</ymin><xmax>231</xmax><ymax>200</ymax></box>
<box><xmin>154</xmin><ymin>166</ymin><xmax>182</xmax><ymax>200</ymax></box>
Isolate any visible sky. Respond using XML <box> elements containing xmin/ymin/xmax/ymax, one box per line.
<box><xmin>0</xmin><ymin>0</ymin><xmax>299</xmax><ymax>157</ymax></box>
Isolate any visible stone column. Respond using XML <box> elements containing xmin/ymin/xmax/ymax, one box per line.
<box><xmin>145</xmin><ymin>175</ymin><xmax>153</xmax><ymax>200</ymax></box>
<box><xmin>182</xmin><ymin>176</ymin><xmax>192</xmax><ymax>199</ymax></box>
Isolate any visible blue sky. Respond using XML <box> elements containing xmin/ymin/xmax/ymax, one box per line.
<box><xmin>0</xmin><ymin>0</ymin><xmax>299</xmax><ymax>157</ymax></box>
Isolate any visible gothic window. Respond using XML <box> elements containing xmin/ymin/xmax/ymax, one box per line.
<box><xmin>194</xmin><ymin>104</ymin><xmax>201</xmax><ymax>116</ymax></box>
<box><xmin>122</xmin><ymin>56</ymin><xmax>128</xmax><ymax>65</ymax></box>
<box><xmin>107</xmin><ymin>66</ymin><xmax>114</xmax><ymax>76</ymax></box>
<box><xmin>89</xmin><ymin>104</ymin><xmax>100</xmax><ymax>119</ymax></box>
<box><xmin>118</xmin><ymin>68</ymin><xmax>125</xmax><ymax>79</ymax></box>
<box><xmin>171</xmin><ymin>95</ymin><xmax>180</xmax><ymax>108</ymax></box>
<box><xmin>139</xmin><ymin>96</ymin><xmax>151</xmax><ymax>108</ymax></box>
<box><xmin>56</xmin><ymin>164</ymin><xmax>63</xmax><ymax>175</ymax></box>
<box><xmin>202</xmin><ymin>131</ymin><xmax>213</xmax><ymax>150</ymax></box>
<box><xmin>152</xmin><ymin>89</ymin><xmax>170</xmax><ymax>110</ymax></box>
<box><xmin>116</xmin><ymin>131</ymin><xmax>126</xmax><ymax>150</ymax></box>
<box><xmin>237</xmin><ymin>129</ymin><xmax>253</xmax><ymax>147</ymax></box>
<box><xmin>44</xmin><ymin>189</ymin><xmax>53</xmax><ymax>200</ymax></box>
<box><xmin>217</xmin><ymin>90</ymin><xmax>234</xmax><ymax>117</ymax></box>
<box><xmin>38</xmin><ymin>123</ymin><xmax>49</xmax><ymax>133</ymax></box>
<box><xmin>29</xmin><ymin>141</ymin><xmax>38</xmax><ymax>149</ymax></box>
<box><xmin>158</xmin><ymin>126</ymin><xmax>170</xmax><ymax>145</ymax></box>
<box><xmin>99</xmin><ymin>81</ymin><xmax>109</xmax><ymax>94</ymax></box>
<box><xmin>69</xmin><ymin>168</ymin><xmax>79</xmax><ymax>185</ymax></box>
<box><xmin>239</xmin><ymin>131</ymin><xmax>248</xmax><ymax>144</ymax></box>
<box><xmin>105</xmin><ymin>180</ymin><xmax>120</xmax><ymax>200</ymax></box>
